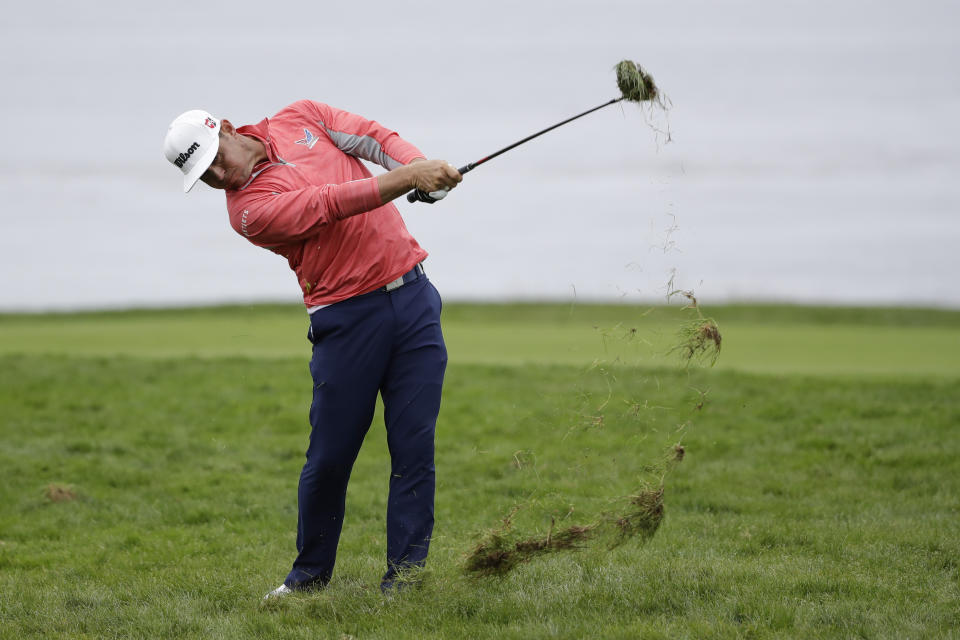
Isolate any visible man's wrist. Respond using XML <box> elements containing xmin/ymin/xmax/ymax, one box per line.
<box><xmin>377</xmin><ymin>163</ymin><xmax>418</xmax><ymax>204</ymax></box>
<box><xmin>401</xmin><ymin>163</ymin><xmax>419</xmax><ymax>192</ymax></box>
<box><xmin>404</xmin><ymin>158</ymin><xmax>427</xmax><ymax>190</ymax></box>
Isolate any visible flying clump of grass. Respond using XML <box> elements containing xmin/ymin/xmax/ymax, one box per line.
<box><xmin>464</xmin><ymin>284</ymin><xmax>710</xmax><ymax>576</ymax></box>
<box><xmin>463</xmin><ymin>443</ymin><xmax>685</xmax><ymax>576</ymax></box>
<box><xmin>603</xmin><ymin>445</ymin><xmax>684</xmax><ymax>547</ymax></box>
<box><xmin>463</xmin><ymin>514</ymin><xmax>596</xmax><ymax>576</ymax></box>
<box><xmin>463</xmin><ymin>500</ymin><xmax>598</xmax><ymax>577</ymax></box>
<box><xmin>667</xmin><ymin>290</ymin><xmax>722</xmax><ymax>368</ymax></box>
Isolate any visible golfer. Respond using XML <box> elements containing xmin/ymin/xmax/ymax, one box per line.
<box><xmin>163</xmin><ymin>101</ymin><xmax>461</xmax><ymax>598</ymax></box>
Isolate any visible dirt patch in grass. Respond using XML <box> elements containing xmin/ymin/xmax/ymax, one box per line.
<box><xmin>44</xmin><ymin>483</ymin><xmax>76</xmax><ymax>502</ymax></box>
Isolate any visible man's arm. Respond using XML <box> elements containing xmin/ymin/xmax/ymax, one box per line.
<box><xmin>295</xmin><ymin>101</ymin><xmax>462</xmax><ymax>204</ymax></box>
<box><xmin>301</xmin><ymin>101</ymin><xmax>424</xmax><ymax>170</ymax></box>
<box><xmin>230</xmin><ymin>159</ymin><xmax>461</xmax><ymax>248</ymax></box>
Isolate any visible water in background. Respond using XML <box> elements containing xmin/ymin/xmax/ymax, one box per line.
<box><xmin>1</xmin><ymin>0</ymin><xmax>957</xmax><ymax>310</ymax></box>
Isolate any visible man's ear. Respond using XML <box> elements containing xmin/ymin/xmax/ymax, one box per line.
<box><xmin>221</xmin><ymin>119</ymin><xmax>236</xmax><ymax>136</ymax></box>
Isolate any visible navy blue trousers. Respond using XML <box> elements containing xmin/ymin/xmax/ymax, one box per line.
<box><xmin>284</xmin><ymin>274</ymin><xmax>447</xmax><ymax>589</ymax></box>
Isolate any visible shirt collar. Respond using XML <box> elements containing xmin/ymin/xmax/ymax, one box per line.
<box><xmin>233</xmin><ymin>118</ymin><xmax>297</xmax><ymax>191</ymax></box>
<box><xmin>237</xmin><ymin>118</ymin><xmax>280</xmax><ymax>164</ymax></box>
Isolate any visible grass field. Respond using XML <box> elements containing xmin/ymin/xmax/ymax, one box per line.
<box><xmin>2</xmin><ymin>302</ymin><xmax>957</xmax><ymax>375</ymax></box>
<box><xmin>1</xmin><ymin>303</ymin><xmax>958</xmax><ymax>638</ymax></box>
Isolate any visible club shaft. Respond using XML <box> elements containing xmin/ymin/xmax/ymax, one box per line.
<box><xmin>406</xmin><ymin>96</ymin><xmax>624</xmax><ymax>203</ymax></box>
<box><xmin>458</xmin><ymin>97</ymin><xmax>623</xmax><ymax>175</ymax></box>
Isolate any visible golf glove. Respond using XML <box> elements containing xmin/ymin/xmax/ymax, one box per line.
<box><xmin>408</xmin><ymin>187</ymin><xmax>449</xmax><ymax>204</ymax></box>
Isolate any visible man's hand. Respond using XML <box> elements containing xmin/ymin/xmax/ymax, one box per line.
<box><xmin>377</xmin><ymin>158</ymin><xmax>462</xmax><ymax>205</ymax></box>
<box><xmin>407</xmin><ymin>158</ymin><xmax>462</xmax><ymax>193</ymax></box>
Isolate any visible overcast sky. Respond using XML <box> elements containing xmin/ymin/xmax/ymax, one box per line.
<box><xmin>1</xmin><ymin>0</ymin><xmax>957</xmax><ymax>310</ymax></box>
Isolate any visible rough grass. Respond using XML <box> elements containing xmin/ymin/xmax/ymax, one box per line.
<box><xmin>0</xmin><ymin>304</ymin><xmax>958</xmax><ymax>638</ymax></box>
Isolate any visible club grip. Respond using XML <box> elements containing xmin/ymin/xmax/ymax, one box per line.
<box><xmin>406</xmin><ymin>189</ymin><xmax>440</xmax><ymax>204</ymax></box>
<box><xmin>405</xmin><ymin>165</ymin><xmax>470</xmax><ymax>204</ymax></box>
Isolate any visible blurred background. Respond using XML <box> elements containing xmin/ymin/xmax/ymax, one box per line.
<box><xmin>1</xmin><ymin>0</ymin><xmax>957</xmax><ymax>311</ymax></box>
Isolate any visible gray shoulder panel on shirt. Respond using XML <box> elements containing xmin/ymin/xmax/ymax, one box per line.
<box><xmin>321</xmin><ymin>124</ymin><xmax>402</xmax><ymax>170</ymax></box>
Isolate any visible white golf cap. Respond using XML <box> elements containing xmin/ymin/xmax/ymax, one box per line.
<box><xmin>163</xmin><ymin>109</ymin><xmax>221</xmax><ymax>192</ymax></box>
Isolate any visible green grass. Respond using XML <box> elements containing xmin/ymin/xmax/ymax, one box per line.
<box><xmin>0</xmin><ymin>304</ymin><xmax>958</xmax><ymax>638</ymax></box>
<box><xmin>1</xmin><ymin>303</ymin><xmax>958</xmax><ymax>376</ymax></box>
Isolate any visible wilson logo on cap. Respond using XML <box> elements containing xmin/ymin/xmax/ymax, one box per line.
<box><xmin>165</xmin><ymin>108</ymin><xmax>221</xmax><ymax>192</ymax></box>
<box><xmin>174</xmin><ymin>142</ymin><xmax>201</xmax><ymax>168</ymax></box>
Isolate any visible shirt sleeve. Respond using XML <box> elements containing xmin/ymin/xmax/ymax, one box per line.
<box><xmin>229</xmin><ymin>176</ymin><xmax>382</xmax><ymax>247</ymax></box>
<box><xmin>300</xmin><ymin>100</ymin><xmax>425</xmax><ymax>170</ymax></box>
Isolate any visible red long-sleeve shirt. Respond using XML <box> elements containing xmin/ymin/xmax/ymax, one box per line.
<box><xmin>225</xmin><ymin>100</ymin><xmax>428</xmax><ymax>307</ymax></box>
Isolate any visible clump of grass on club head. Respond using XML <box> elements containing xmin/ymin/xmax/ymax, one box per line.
<box><xmin>615</xmin><ymin>59</ymin><xmax>673</xmax><ymax>143</ymax></box>
<box><xmin>615</xmin><ymin>60</ymin><xmax>659</xmax><ymax>103</ymax></box>
<box><xmin>667</xmin><ymin>289</ymin><xmax>722</xmax><ymax>368</ymax></box>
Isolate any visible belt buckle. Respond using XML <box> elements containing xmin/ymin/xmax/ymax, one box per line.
<box><xmin>384</xmin><ymin>275</ymin><xmax>405</xmax><ymax>292</ymax></box>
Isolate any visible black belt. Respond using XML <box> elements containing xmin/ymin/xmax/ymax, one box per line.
<box><xmin>377</xmin><ymin>263</ymin><xmax>424</xmax><ymax>293</ymax></box>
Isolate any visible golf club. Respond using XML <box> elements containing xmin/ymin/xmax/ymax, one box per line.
<box><xmin>406</xmin><ymin>60</ymin><xmax>659</xmax><ymax>204</ymax></box>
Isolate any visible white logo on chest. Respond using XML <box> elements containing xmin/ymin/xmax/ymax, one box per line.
<box><xmin>295</xmin><ymin>128</ymin><xmax>319</xmax><ymax>149</ymax></box>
